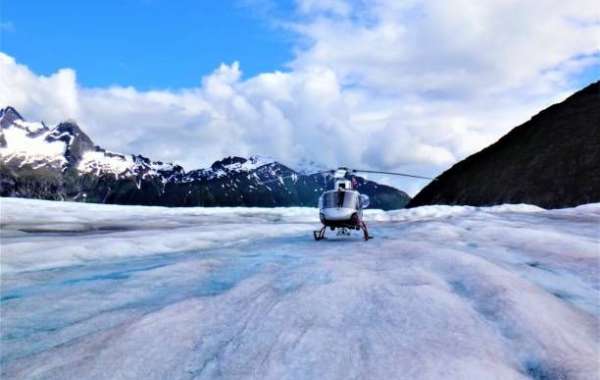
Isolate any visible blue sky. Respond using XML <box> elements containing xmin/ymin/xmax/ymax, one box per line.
<box><xmin>1</xmin><ymin>1</ymin><xmax>598</xmax><ymax>194</ymax></box>
<box><xmin>1</xmin><ymin>0</ymin><xmax>296</xmax><ymax>89</ymax></box>
<box><xmin>572</xmin><ymin>60</ymin><xmax>600</xmax><ymax>89</ymax></box>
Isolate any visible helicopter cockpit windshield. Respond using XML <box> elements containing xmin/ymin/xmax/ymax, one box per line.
<box><xmin>320</xmin><ymin>190</ymin><xmax>360</xmax><ymax>209</ymax></box>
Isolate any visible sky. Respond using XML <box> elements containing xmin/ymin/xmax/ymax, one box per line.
<box><xmin>1</xmin><ymin>0</ymin><xmax>599</xmax><ymax>194</ymax></box>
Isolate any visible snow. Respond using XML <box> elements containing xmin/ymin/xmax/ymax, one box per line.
<box><xmin>77</xmin><ymin>151</ymin><xmax>136</xmax><ymax>178</ymax></box>
<box><xmin>1</xmin><ymin>114</ymin><xmax>179</xmax><ymax>180</ymax></box>
<box><xmin>182</xmin><ymin>155</ymin><xmax>278</xmax><ymax>182</ymax></box>
<box><xmin>0</xmin><ymin>124</ymin><xmax>67</xmax><ymax>168</ymax></box>
<box><xmin>1</xmin><ymin>198</ymin><xmax>599</xmax><ymax>379</ymax></box>
<box><xmin>223</xmin><ymin>155</ymin><xmax>276</xmax><ymax>172</ymax></box>
<box><xmin>149</xmin><ymin>161</ymin><xmax>176</xmax><ymax>172</ymax></box>
<box><xmin>77</xmin><ymin>152</ymin><xmax>177</xmax><ymax>180</ymax></box>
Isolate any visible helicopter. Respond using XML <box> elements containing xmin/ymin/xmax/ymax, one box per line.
<box><xmin>260</xmin><ymin>167</ymin><xmax>435</xmax><ymax>241</ymax></box>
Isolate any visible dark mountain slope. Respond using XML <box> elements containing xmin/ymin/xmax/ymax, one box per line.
<box><xmin>408</xmin><ymin>81</ymin><xmax>600</xmax><ymax>208</ymax></box>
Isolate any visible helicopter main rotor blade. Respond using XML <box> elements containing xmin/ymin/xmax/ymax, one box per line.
<box><xmin>351</xmin><ymin>169</ymin><xmax>436</xmax><ymax>180</ymax></box>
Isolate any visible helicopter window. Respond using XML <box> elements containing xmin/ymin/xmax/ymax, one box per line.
<box><xmin>320</xmin><ymin>191</ymin><xmax>359</xmax><ymax>209</ymax></box>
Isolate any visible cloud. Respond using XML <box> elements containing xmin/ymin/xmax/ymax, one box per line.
<box><xmin>1</xmin><ymin>1</ymin><xmax>599</xmax><ymax>194</ymax></box>
<box><xmin>291</xmin><ymin>0</ymin><xmax>600</xmax><ymax>95</ymax></box>
<box><xmin>0</xmin><ymin>54</ymin><xmax>357</xmax><ymax>170</ymax></box>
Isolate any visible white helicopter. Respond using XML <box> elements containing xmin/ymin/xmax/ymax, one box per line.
<box><xmin>313</xmin><ymin>167</ymin><xmax>434</xmax><ymax>241</ymax></box>
<box><xmin>262</xmin><ymin>166</ymin><xmax>434</xmax><ymax>241</ymax></box>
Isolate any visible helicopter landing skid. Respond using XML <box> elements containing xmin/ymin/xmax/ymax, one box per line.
<box><xmin>313</xmin><ymin>226</ymin><xmax>326</xmax><ymax>240</ymax></box>
<box><xmin>313</xmin><ymin>224</ymin><xmax>372</xmax><ymax>241</ymax></box>
<box><xmin>361</xmin><ymin>222</ymin><xmax>373</xmax><ymax>241</ymax></box>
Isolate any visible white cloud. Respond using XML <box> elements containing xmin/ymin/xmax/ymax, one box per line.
<box><xmin>0</xmin><ymin>53</ymin><xmax>357</xmax><ymax>170</ymax></box>
<box><xmin>291</xmin><ymin>0</ymin><xmax>600</xmax><ymax>95</ymax></box>
<box><xmin>1</xmin><ymin>0</ymin><xmax>599</xmax><ymax>194</ymax></box>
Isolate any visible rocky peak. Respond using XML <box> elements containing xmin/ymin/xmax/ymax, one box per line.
<box><xmin>211</xmin><ymin>156</ymin><xmax>247</xmax><ymax>170</ymax></box>
<box><xmin>0</xmin><ymin>106</ymin><xmax>23</xmax><ymax>128</ymax></box>
<box><xmin>47</xmin><ymin>121</ymin><xmax>96</xmax><ymax>164</ymax></box>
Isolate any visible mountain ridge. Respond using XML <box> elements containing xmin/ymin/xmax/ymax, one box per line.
<box><xmin>0</xmin><ymin>108</ymin><xmax>410</xmax><ymax>209</ymax></box>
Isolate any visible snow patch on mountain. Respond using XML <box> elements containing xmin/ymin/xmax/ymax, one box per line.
<box><xmin>77</xmin><ymin>151</ymin><xmax>183</xmax><ymax>183</ymax></box>
<box><xmin>149</xmin><ymin>160</ymin><xmax>177</xmax><ymax>172</ymax></box>
<box><xmin>225</xmin><ymin>155</ymin><xmax>275</xmax><ymax>172</ymax></box>
<box><xmin>181</xmin><ymin>155</ymin><xmax>283</xmax><ymax>183</ymax></box>
<box><xmin>0</xmin><ymin>121</ymin><xmax>68</xmax><ymax>169</ymax></box>
<box><xmin>77</xmin><ymin>151</ymin><xmax>135</xmax><ymax>178</ymax></box>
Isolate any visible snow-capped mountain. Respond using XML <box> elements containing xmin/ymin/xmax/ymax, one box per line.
<box><xmin>0</xmin><ymin>107</ymin><xmax>410</xmax><ymax>209</ymax></box>
<box><xmin>0</xmin><ymin>107</ymin><xmax>68</xmax><ymax>170</ymax></box>
<box><xmin>0</xmin><ymin>106</ymin><xmax>183</xmax><ymax>182</ymax></box>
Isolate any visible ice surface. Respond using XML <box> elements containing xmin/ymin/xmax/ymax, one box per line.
<box><xmin>1</xmin><ymin>198</ymin><xmax>599</xmax><ymax>379</ymax></box>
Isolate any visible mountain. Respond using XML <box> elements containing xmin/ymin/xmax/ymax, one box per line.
<box><xmin>408</xmin><ymin>81</ymin><xmax>600</xmax><ymax>209</ymax></box>
<box><xmin>0</xmin><ymin>107</ymin><xmax>410</xmax><ymax>209</ymax></box>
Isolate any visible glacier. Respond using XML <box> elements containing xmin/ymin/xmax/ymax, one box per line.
<box><xmin>1</xmin><ymin>198</ymin><xmax>599</xmax><ymax>379</ymax></box>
